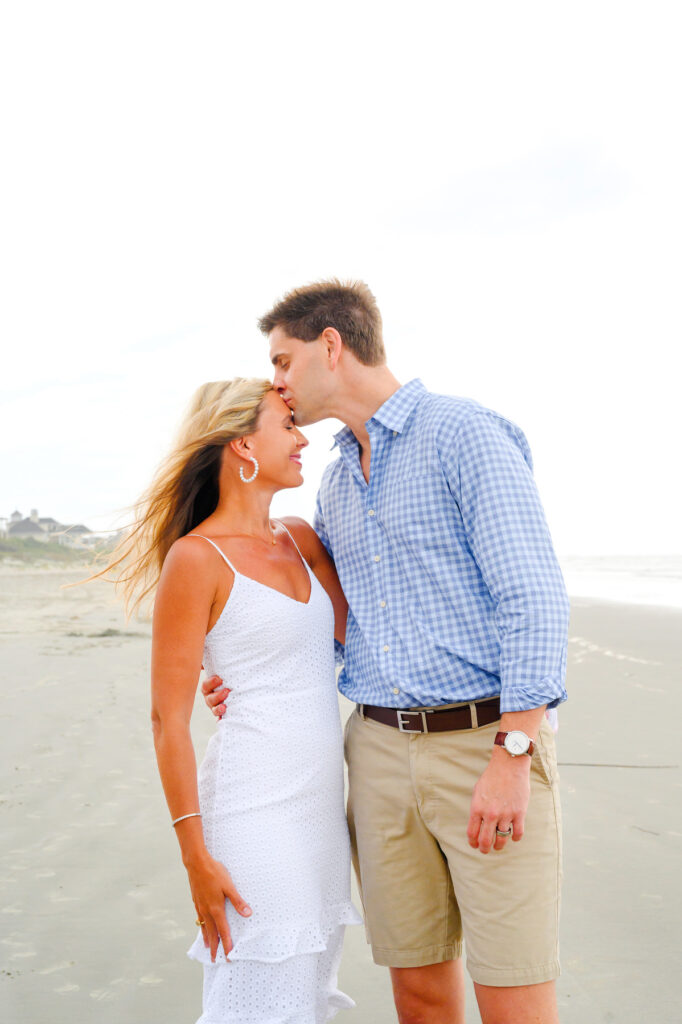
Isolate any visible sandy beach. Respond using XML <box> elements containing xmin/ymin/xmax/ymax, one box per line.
<box><xmin>1</xmin><ymin>567</ymin><xmax>680</xmax><ymax>1023</ymax></box>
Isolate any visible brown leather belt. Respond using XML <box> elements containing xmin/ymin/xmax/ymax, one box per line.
<box><xmin>359</xmin><ymin>697</ymin><xmax>501</xmax><ymax>734</ymax></box>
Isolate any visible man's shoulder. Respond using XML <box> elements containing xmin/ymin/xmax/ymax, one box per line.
<box><xmin>318</xmin><ymin>452</ymin><xmax>345</xmax><ymax>499</ymax></box>
<box><xmin>320</xmin><ymin>451</ymin><xmax>343</xmax><ymax>482</ymax></box>
<box><xmin>420</xmin><ymin>390</ymin><xmax>526</xmax><ymax>442</ymax></box>
<box><xmin>414</xmin><ymin>390</ymin><xmax>502</xmax><ymax>441</ymax></box>
<box><xmin>419</xmin><ymin>390</ymin><xmax>485</xmax><ymax>426</ymax></box>
<box><xmin>414</xmin><ymin>392</ymin><xmax>531</xmax><ymax>473</ymax></box>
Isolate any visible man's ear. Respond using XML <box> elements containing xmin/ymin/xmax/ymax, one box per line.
<box><xmin>321</xmin><ymin>327</ymin><xmax>343</xmax><ymax>370</ymax></box>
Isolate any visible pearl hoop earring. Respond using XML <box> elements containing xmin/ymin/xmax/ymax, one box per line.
<box><xmin>239</xmin><ymin>457</ymin><xmax>259</xmax><ymax>484</ymax></box>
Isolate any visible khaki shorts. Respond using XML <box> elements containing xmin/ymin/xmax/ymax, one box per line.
<box><xmin>344</xmin><ymin>705</ymin><xmax>562</xmax><ymax>987</ymax></box>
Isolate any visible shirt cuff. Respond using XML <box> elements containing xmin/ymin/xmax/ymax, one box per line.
<box><xmin>499</xmin><ymin>678</ymin><xmax>567</xmax><ymax>714</ymax></box>
<box><xmin>334</xmin><ymin>639</ymin><xmax>345</xmax><ymax>667</ymax></box>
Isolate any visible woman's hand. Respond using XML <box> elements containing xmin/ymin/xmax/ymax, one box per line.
<box><xmin>186</xmin><ymin>852</ymin><xmax>252</xmax><ymax>962</ymax></box>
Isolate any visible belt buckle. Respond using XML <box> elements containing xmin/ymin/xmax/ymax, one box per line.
<box><xmin>397</xmin><ymin>710</ymin><xmax>427</xmax><ymax>733</ymax></box>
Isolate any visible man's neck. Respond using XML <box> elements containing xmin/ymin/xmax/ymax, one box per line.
<box><xmin>330</xmin><ymin>365</ymin><xmax>402</xmax><ymax>449</ymax></box>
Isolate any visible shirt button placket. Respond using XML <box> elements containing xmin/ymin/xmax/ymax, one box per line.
<box><xmin>366</xmin><ymin>434</ymin><xmax>393</xmax><ymax>692</ymax></box>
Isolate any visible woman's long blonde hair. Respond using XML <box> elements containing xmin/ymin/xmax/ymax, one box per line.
<box><xmin>92</xmin><ymin>377</ymin><xmax>272</xmax><ymax>616</ymax></box>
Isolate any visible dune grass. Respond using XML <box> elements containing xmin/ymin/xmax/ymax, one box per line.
<box><xmin>0</xmin><ymin>536</ymin><xmax>96</xmax><ymax>565</ymax></box>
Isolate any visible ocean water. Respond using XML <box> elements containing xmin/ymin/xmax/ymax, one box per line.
<box><xmin>560</xmin><ymin>555</ymin><xmax>682</xmax><ymax>610</ymax></box>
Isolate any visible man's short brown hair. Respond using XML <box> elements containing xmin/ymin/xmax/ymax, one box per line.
<box><xmin>258</xmin><ymin>279</ymin><xmax>385</xmax><ymax>366</ymax></box>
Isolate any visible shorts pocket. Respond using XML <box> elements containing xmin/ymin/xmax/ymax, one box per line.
<box><xmin>343</xmin><ymin>707</ymin><xmax>356</xmax><ymax>760</ymax></box>
<box><xmin>532</xmin><ymin>721</ymin><xmax>558</xmax><ymax>787</ymax></box>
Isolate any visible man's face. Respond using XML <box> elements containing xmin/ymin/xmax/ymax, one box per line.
<box><xmin>269</xmin><ymin>326</ymin><xmax>333</xmax><ymax>426</ymax></box>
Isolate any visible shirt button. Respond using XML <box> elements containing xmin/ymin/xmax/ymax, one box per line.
<box><xmin>393</xmin><ymin>431</ymin><xmax>398</xmax><ymax>436</ymax></box>
<box><xmin>392</xmin><ymin>687</ymin><xmax>400</xmax><ymax>695</ymax></box>
<box><xmin>368</xmin><ymin>509</ymin><xmax>375</xmax><ymax>516</ymax></box>
<box><xmin>380</xmin><ymin>600</ymin><xmax>386</xmax><ymax>608</ymax></box>
<box><xmin>374</xmin><ymin>555</ymin><xmax>380</xmax><ymax>563</ymax></box>
<box><xmin>383</xmin><ymin>644</ymin><xmax>390</xmax><ymax>652</ymax></box>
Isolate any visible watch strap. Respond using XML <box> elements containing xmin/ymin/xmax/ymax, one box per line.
<box><xmin>494</xmin><ymin>731</ymin><xmax>535</xmax><ymax>756</ymax></box>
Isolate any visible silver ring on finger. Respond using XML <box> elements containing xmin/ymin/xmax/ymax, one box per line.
<box><xmin>496</xmin><ymin>826</ymin><xmax>513</xmax><ymax>837</ymax></box>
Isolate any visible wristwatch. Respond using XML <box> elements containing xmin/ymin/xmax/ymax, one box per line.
<box><xmin>494</xmin><ymin>730</ymin><xmax>535</xmax><ymax>757</ymax></box>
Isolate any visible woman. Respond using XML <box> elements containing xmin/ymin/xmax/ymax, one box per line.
<box><xmin>105</xmin><ymin>378</ymin><xmax>360</xmax><ymax>1023</ymax></box>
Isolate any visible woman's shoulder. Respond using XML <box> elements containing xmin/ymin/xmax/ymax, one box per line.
<box><xmin>153</xmin><ymin>533</ymin><xmax>223</xmax><ymax>619</ymax></box>
<box><xmin>278</xmin><ymin>516</ymin><xmax>325</xmax><ymax>564</ymax></box>
<box><xmin>162</xmin><ymin>532</ymin><xmax>222</xmax><ymax>579</ymax></box>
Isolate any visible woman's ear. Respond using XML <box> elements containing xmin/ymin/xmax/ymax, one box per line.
<box><xmin>229</xmin><ymin>437</ymin><xmax>253</xmax><ymax>460</ymax></box>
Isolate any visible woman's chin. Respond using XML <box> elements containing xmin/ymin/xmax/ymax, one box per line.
<box><xmin>275</xmin><ymin>467</ymin><xmax>304</xmax><ymax>489</ymax></box>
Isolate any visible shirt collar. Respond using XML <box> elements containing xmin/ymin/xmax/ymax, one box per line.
<box><xmin>332</xmin><ymin>379</ymin><xmax>426</xmax><ymax>449</ymax></box>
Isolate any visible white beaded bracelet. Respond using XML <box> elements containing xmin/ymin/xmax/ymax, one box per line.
<box><xmin>172</xmin><ymin>812</ymin><xmax>202</xmax><ymax>827</ymax></box>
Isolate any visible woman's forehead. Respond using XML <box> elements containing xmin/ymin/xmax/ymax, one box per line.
<box><xmin>261</xmin><ymin>388</ymin><xmax>291</xmax><ymax>415</ymax></box>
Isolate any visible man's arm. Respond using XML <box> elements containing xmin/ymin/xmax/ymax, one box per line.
<box><xmin>443</xmin><ymin>409</ymin><xmax>569</xmax><ymax>853</ymax></box>
<box><xmin>451</xmin><ymin>409</ymin><xmax>569</xmax><ymax>714</ymax></box>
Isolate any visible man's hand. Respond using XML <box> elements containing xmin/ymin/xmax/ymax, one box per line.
<box><xmin>466</xmin><ymin>747</ymin><xmax>531</xmax><ymax>854</ymax></box>
<box><xmin>201</xmin><ymin>675</ymin><xmax>230</xmax><ymax>719</ymax></box>
<box><xmin>467</xmin><ymin>705</ymin><xmax>546</xmax><ymax>854</ymax></box>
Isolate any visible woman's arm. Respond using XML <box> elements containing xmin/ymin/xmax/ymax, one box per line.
<box><xmin>151</xmin><ymin>537</ymin><xmax>251</xmax><ymax>961</ymax></box>
<box><xmin>281</xmin><ymin>516</ymin><xmax>347</xmax><ymax>645</ymax></box>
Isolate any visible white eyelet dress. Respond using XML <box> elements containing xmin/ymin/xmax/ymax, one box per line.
<box><xmin>186</xmin><ymin>530</ymin><xmax>361</xmax><ymax>1024</ymax></box>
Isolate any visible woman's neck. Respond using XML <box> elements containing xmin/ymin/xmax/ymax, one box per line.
<box><xmin>205</xmin><ymin>485</ymin><xmax>276</xmax><ymax>543</ymax></box>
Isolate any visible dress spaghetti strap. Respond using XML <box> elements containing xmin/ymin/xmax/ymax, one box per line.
<box><xmin>274</xmin><ymin>520</ymin><xmax>310</xmax><ymax>571</ymax></box>
<box><xmin>187</xmin><ymin>534</ymin><xmax>238</xmax><ymax>575</ymax></box>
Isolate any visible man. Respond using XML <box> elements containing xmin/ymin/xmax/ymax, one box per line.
<box><xmin>204</xmin><ymin>280</ymin><xmax>568</xmax><ymax>1024</ymax></box>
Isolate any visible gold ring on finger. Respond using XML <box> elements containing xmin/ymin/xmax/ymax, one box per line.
<box><xmin>195</xmin><ymin>917</ymin><xmax>206</xmax><ymax>926</ymax></box>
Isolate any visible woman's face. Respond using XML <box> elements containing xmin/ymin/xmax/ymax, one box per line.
<box><xmin>248</xmin><ymin>389</ymin><xmax>309</xmax><ymax>488</ymax></box>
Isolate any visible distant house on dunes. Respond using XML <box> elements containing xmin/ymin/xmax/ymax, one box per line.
<box><xmin>1</xmin><ymin>509</ymin><xmax>92</xmax><ymax>547</ymax></box>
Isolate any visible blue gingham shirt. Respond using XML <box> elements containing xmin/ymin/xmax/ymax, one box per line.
<box><xmin>313</xmin><ymin>379</ymin><xmax>569</xmax><ymax>712</ymax></box>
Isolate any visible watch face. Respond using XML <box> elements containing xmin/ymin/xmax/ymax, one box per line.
<box><xmin>504</xmin><ymin>730</ymin><xmax>530</xmax><ymax>756</ymax></box>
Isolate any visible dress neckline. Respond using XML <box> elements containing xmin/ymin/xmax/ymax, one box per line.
<box><xmin>232</xmin><ymin>559</ymin><xmax>313</xmax><ymax>608</ymax></box>
<box><xmin>188</xmin><ymin>527</ymin><xmax>315</xmax><ymax>619</ymax></box>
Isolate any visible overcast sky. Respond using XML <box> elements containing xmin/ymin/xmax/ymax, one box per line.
<box><xmin>1</xmin><ymin>1</ymin><xmax>680</xmax><ymax>555</ymax></box>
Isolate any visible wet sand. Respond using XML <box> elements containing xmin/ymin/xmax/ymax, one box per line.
<box><xmin>1</xmin><ymin>569</ymin><xmax>680</xmax><ymax>1022</ymax></box>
